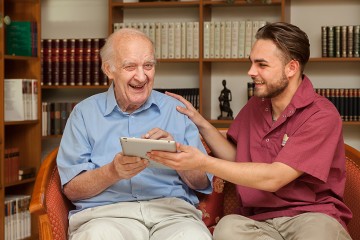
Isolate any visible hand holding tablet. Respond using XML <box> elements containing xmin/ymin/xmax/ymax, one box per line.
<box><xmin>120</xmin><ymin>137</ymin><xmax>176</xmax><ymax>169</ymax></box>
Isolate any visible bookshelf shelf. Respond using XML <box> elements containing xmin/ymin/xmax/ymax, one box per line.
<box><xmin>4</xmin><ymin>120</ymin><xmax>39</xmax><ymax>126</ymax></box>
<box><xmin>310</xmin><ymin>58</ymin><xmax>360</xmax><ymax>62</ymax></box>
<box><xmin>4</xmin><ymin>178</ymin><xmax>36</xmax><ymax>188</ymax></box>
<box><xmin>41</xmin><ymin>85</ymin><xmax>109</xmax><ymax>90</ymax></box>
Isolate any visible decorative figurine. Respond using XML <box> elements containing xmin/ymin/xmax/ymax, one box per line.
<box><xmin>217</xmin><ymin>79</ymin><xmax>234</xmax><ymax>120</ymax></box>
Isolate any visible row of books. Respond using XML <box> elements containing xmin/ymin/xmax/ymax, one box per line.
<box><xmin>5</xmin><ymin>21</ymin><xmax>38</xmax><ymax>57</ymax></box>
<box><xmin>4</xmin><ymin>148</ymin><xmax>20</xmax><ymax>185</ymax></box>
<box><xmin>41</xmin><ymin>88</ymin><xmax>198</xmax><ymax>136</ymax></box>
<box><xmin>321</xmin><ymin>25</ymin><xmax>360</xmax><ymax>58</ymax></box>
<box><xmin>4</xmin><ymin>148</ymin><xmax>36</xmax><ymax>184</ymax></box>
<box><xmin>42</xmin><ymin>102</ymin><xmax>78</xmax><ymax>137</ymax></box>
<box><xmin>41</xmin><ymin>38</ymin><xmax>109</xmax><ymax>87</ymax></box>
<box><xmin>4</xmin><ymin>79</ymin><xmax>38</xmax><ymax>121</ymax></box>
<box><xmin>155</xmin><ymin>88</ymin><xmax>200</xmax><ymax>110</ymax></box>
<box><xmin>114</xmin><ymin>21</ymin><xmax>200</xmax><ymax>59</ymax></box>
<box><xmin>203</xmin><ymin>20</ymin><xmax>266</xmax><ymax>59</ymax></box>
<box><xmin>4</xmin><ymin>195</ymin><xmax>31</xmax><ymax>240</ymax></box>
<box><xmin>315</xmin><ymin>88</ymin><xmax>360</xmax><ymax>122</ymax></box>
<box><xmin>247</xmin><ymin>83</ymin><xmax>360</xmax><ymax>122</ymax></box>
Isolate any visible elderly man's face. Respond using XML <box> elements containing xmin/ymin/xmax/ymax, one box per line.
<box><xmin>111</xmin><ymin>36</ymin><xmax>156</xmax><ymax>113</ymax></box>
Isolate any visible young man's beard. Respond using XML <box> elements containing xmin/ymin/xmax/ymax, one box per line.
<box><xmin>254</xmin><ymin>73</ymin><xmax>288</xmax><ymax>99</ymax></box>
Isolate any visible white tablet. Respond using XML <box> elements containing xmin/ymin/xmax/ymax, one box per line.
<box><xmin>120</xmin><ymin>137</ymin><xmax>176</xmax><ymax>169</ymax></box>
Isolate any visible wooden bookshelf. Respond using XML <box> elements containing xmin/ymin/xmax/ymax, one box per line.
<box><xmin>0</xmin><ymin>0</ymin><xmax>42</xmax><ymax>239</ymax></box>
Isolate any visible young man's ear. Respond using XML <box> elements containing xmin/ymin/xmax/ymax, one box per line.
<box><xmin>286</xmin><ymin>60</ymin><xmax>300</xmax><ymax>78</ymax></box>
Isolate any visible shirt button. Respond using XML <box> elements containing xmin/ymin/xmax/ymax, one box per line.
<box><xmin>265</xmin><ymin>108</ymin><xmax>269</xmax><ymax>111</ymax></box>
<box><xmin>266</xmin><ymin>138</ymin><xmax>269</xmax><ymax>142</ymax></box>
<box><xmin>283</xmin><ymin>115</ymin><xmax>287</xmax><ymax>118</ymax></box>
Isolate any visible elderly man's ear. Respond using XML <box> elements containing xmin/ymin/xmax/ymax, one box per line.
<box><xmin>103</xmin><ymin>63</ymin><xmax>115</xmax><ymax>80</ymax></box>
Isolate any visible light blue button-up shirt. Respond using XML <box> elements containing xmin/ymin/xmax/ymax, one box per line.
<box><xmin>57</xmin><ymin>84</ymin><xmax>212</xmax><ymax>217</ymax></box>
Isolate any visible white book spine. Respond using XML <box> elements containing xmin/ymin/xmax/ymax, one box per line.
<box><xmin>244</xmin><ymin>20</ymin><xmax>253</xmax><ymax>58</ymax></box>
<box><xmin>224</xmin><ymin>21</ymin><xmax>232</xmax><ymax>59</ymax></box>
<box><xmin>148</xmin><ymin>22</ymin><xmax>156</xmax><ymax>44</ymax></box>
<box><xmin>186</xmin><ymin>22</ymin><xmax>194</xmax><ymax>58</ymax></box>
<box><xmin>181</xmin><ymin>22</ymin><xmax>187</xmax><ymax>59</ymax></box>
<box><xmin>168</xmin><ymin>22</ymin><xmax>175</xmax><ymax>59</ymax></box>
<box><xmin>174</xmin><ymin>22</ymin><xmax>182</xmax><ymax>59</ymax></box>
<box><xmin>238</xmin><ymin>20</ymin><xmax>246</xmax><ymax>58</ymax></box>
<box><xmin>31</xmin><ymin>79</ymin><xmax>38</xmax><ymax>120</ymax></box>
<box><xmin>155</xmin><ymin>22</ymin><xmax>162</xmax><ymax>59</ymax></box>
<box><xmin>161</xmin><ymin>22</ymin><xmax>169</xmax><ymax>59</ymax></box>
<box><xmin>231</xmin><ymin>21</ymin><xmax>239</xmax><ymax>58</ymax></box>
<box><xmin>4</xmin><ymin>79</ymin><xmax>25</xmax><ymax>121</ymax></box>
<box><xmin>214</xmin><ymin>22</ymin><xmax>221</xmax><ymax>58</ymax></box>
<box><xmin>193</xmin><ymin>22</ymin><xmax>199</xmax><ymax>59</ymax></box>
<box><xmin>220</xmin><ymin>21</ymin><xmax>226</xmax><ymax>58</ymax></box>
<box><xmin>203</xmin><ymin>21</ymin><xmax>211</xmax><ymax>59</ymax></box>
<box><xmin>252</xmin><ymin>20</ymin><xmax>259</xmax><ymax>46</ymax></box>
<box><xmin>142</xmin><ymin>22</ymin><xmax>150</xmax><ymax>37</ymax></box>
<box><xmin>209</xmin><ymin>22</ymin><xmax>215</xmax><ymax>58</ymax></box>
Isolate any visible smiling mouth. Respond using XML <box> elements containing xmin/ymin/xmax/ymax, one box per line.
<box><xmin>129</xmin><ymin>83</ymin><xmax>146</xmax><ymax>89</ymax></box>
<box><xmin>254</xmin><ymin>81</ymin><xmax>265</xmax><ymax>84</ymax></box>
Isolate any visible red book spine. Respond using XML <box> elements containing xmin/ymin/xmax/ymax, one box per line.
<box><xmin>52</xmin><ymin>39</ymin><xmax>60</xmax><ymax>86</ymax></box>
<box><xmin>69</xmin><ymin>39</ymin><xmax>76</xmax><ymax>86</ymax></box>
<box><xmin>75</xmin><ymin>39</ymin><xmax>84</xmax><ymax>86</ymax></box>
<box><xmin>83</xmin><ymin>39</ymin><xmax>92</xmax><ymax>86</ymax></box>
<box><xmin>99</xmin><ymin>38</ymin><xmax>109</xmax><ymax>85</ymax></box>
<box><xmin>92</xmin><ymin>38</ymin><xmax>100</xmax><ymax>86</ymax></box>
<box><xmin>60</xmin><ymin>39</ymin><xmax>68</xmax><ymax>85</ymax></box>
<box><xmin>43</xmin><ymin>39</ymin><xmax>53</xmax><ymax>85</ymax></box>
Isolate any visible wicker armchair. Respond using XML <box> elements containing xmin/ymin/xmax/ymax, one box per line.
<box><xmin>30</xmin><ymin>140</ymin><xmax>360</xmax><ymax>240</ymax></box>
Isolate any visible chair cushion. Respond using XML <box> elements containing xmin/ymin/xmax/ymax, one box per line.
<box><xmin>197</xmin><ymin>176</ymin><xmax>225</xmax><ymax>229</ymax></box>
<box><xmin>45</xmin><ymin>166</ymin><xmax>74</xmax><ymax>240</ymax></box>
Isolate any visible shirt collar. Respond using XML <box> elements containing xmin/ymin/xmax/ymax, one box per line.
<box><xmin>287</xmin><ymin>74</ymin><xmax>315</xmax><ymax>111</ymax></box>
<box><xmin>104</xmin><ymin>83</ymin><xmax>160</xmax><ymax>116</ymax></box>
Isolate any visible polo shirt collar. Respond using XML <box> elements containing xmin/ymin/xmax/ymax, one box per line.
<box><xmin>104</xmin><ymin>83</ymin><xmax>160</xmax><ymax>116</ymax></box>
<box><xmin>287</xmin><ymin>75</ymin><xmax>315</xmax><ymax>111</ymax></box>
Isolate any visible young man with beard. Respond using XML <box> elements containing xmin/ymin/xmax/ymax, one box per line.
<box><xmin>148</xmin><ymin>22</ymin><xmax>353</xmax><ymax>239</ymax></box>
<box><xmin>56</xmin><ymin>28</ymin><xmax>212</xmax><ymax>240</ymax></box>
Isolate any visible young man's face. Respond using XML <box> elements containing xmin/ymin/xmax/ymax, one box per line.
<box><xmin>248</xmin><ymin>39</ymin><xmax>289</xmax><ymax>99</ymax></box>
<box><xmin>110</xmin><ymin>37</ymin><xmax>156</xmax><ymax>113</ymax></box>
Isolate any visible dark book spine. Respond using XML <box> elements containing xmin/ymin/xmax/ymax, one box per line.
<box><xmin>60</xmin><ymin>39</ymin><xmax>68</xmax><ymax>86</ymax></box>
<box><xmin>344</xmin><ymin>89</ymin><xmax>349</xmax><ymax>122</ymax></box>
<box><xmin>54</xmin><ymin>102</ymin><xmax>61</xmax><ymax>135</ymax></box>
<box><xmin>347</xmin><ymin>26</ymin><xmax>354</xmax><ymax>58</ymax></box>
<box><xmin>83</xmin><ymin>38</ymin><xmax>92</xmax><ymax>86</ymax></box>
<box><xmin>60</xmin><ymin>102</ymin><xmax>67</xmax><ymax>134</ymax></box>
<box><xmin>75</xmin><ymin>39</ymin><xmax>84</xmax><ymax>86</ymax></box>
<box><xmin>341</xmin><ymin>26</ymin><xmax>347</xmax><ymax>57</ymax></box>
<box><xmin>339</xmin><ymin>89</ymin><xmax>345</xmax><ymax>121</ymax></box>
<box><xmin>69</xmin><ymin>39</ymin><xmax>76</xmax><ymax>86</ymax></box>
<box><xmin>349</xmin><ymin>89</ymin><xmax>354</xmax><ymax>122</ymax></box>
<box><xmin>52</xmin><ymin>39</ymin><xmax>60</xmax><ymax>86</ymax></box>
<box><xmin>41</xmin><ymin>39</ymin><xmax>44</xmax><ymax>85</ymax></box>
<box><xmin>334</xmin><ymin>26</ymin><xmax>341</xmax><ymax>58</ymax></box>
<box><xmin>321</xmin><ymin>26</ymin><xmax>327</xmax><ymax>57</ymax></box>
<box><xmin>99</xmin><ymin>38</ymin><xmax>109</xmax><ymax>85</ymax></box>
<box><xmin>43</xmin><ymin>39</ymin><xmax>53</xmax><ymax>85</ymax></box>
<box><xmin>247</xmin><ymin>82</ymin><xmax>254</xmax><ymax>100</ymax></box>
<box><xmin>354</xmin><ymin>25</ymin><xmax>360</xmax><ymax>58</ymax></box>
<box><xmin>92</xmin><ymin>38</ymin><xmax>101</xmax><ymax>86</ymax></box>
<box><xmin>355</xmin><ymin>89</ymin><xmax>359</xmax><ymax>122</ymax></box>
<box><xmin>327</xmin><ymin>26</ymin><xmax>334</xmax><ymax>57</ymax></box>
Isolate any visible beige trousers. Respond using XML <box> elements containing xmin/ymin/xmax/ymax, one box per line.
<box><xmin>213</xmin><ymin>212</ymin><xmax>352</xmax><ymax>240</ymax></box>
<box><xmin>68</xmin><ymin>197</ymin><xmax>212</xmax><ymax>240</ymax></box>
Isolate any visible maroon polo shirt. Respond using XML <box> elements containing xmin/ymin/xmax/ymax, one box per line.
<box><xmin>227</xmin><ymin>75</ymin><xmax>352</xmax><ymax>229</ymax></box>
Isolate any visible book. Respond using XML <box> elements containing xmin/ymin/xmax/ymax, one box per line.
<box><xmin>231</xmin><ymin>21</ymin><xmax>239</xmax><ymax>59</ymax></box>
<box><xmin>193</xmin><ymin>22</ymin><xmax>200</xmax><ymax>59</ymax></box>
<box><xmin>4</xmin><ymin>79</ymin><xmax>25</xmax><ymax>121</ymax></box>
<box><xmin>186</xmin><ymin>22</ymin><xmax>194</xmax><ymax>59</ymax></box>
<box><xmin>244</xmin><ymin>20</ymin><xmax>253</xmax><ymax>58</ymax></box>
<box><xmin>31</xmin><ymin>79</ymin><xmax>38</xmax><ymax>120</ymax></box>
<box><xmin>224</xmin><ymin>21</ymin><xmax>232</xmax><ymax>59</ymax></box>
<box><xmin>168</xmin><ymin>22</ymin><xmax>175</xmax><ymax>59</ymax></box>
<box><xmin>174</xmin><ymin>22</ymin><xmax>182</xmax><ymax>59</ymax></box>
<box><xmin>83</xmin><ymin>38</ymin><xmax>92</xmax><ymax>85</ymax></box>
<box><xmin>203</xmin><ymin>22</ymin><xmax>210</xmax><ymax>59</ymax></box>
<box><xmin>238</xmin><ymin>20</ymin><xmax>246</xmax><ymax>58</ymax></box>
<box><xmin>5</xmin><ymin>21</ymin><xmax>37</xmax><ymax>57</ymax></box>
<box><xmin>155</xmin><ymin>22</ymin><xmax>162</xmax><ymax>59</ymax></box>
<box><xmin>51</xmin><ymin>39</ymin><xmax>60</xmax><ymax>86</ymax></box>
<box><xmin>161</xmin><ymin>22</ymin><xmax>169</xmax><ymax>59</ymax></box>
